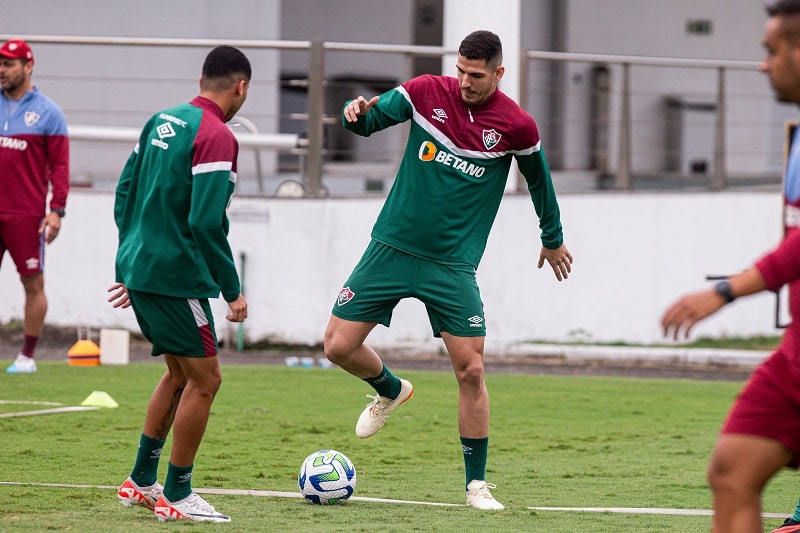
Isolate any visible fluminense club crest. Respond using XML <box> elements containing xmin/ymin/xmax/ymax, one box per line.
<box><xmin>24</xmin><ymin>111</ymin><xmax>40</xmax><ymax>127</ymax></box>
<box><xmin>337</xmin><ymin>287</ymin><xmax>355</xmax><ymax>306</ymax></box>
<box><xmin>482</xmin><ymin>128</ymin><xmax>501</xmax><ymax>150</ymax></box>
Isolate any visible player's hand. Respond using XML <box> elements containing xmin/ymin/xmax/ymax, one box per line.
<box><xmin>661</xmin><ymin>289</ymin><xmax>725</xmax><ymax>340</ymax></box>
<box><xmin>107</xmin><ymin>282</ymin><xmax>131</xmax><ymax>309</ymax></box>
<box><xmin>538</xmin><ymin>244</ymin><xmax>573</xmax><ymax>281</ymax></box>
<box><xmin>344</xmin><ymin>95</ymin><xmax>379</xmax><ymax>123</ymax></box>
<box><xmin>40</xmin><ymin>211</ymin><xmax>62</xmax><ymax>244</ymax></box>
<box><xmin>226</xmin><ymin>293</ymin><xmax>247</xmax><ymax>322</ymax></box>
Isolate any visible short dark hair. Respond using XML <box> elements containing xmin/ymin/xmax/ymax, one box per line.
<box><xmin>201</xmin><ymin>45</ymin><xmax>251</xmax><ymax>91</ymax></box>
<box><xmin>767</xmin><ymin>0</ymin><xmax>800</xmax><ymax>41</ymax></box>
<box><xmin>767</xmin><ymin>0</ymin><xmax>800</xmax><ymax>16</ymax></box>
<box><xmin>458</xmin><ymin>30</ymin><xmax>503</xmax><ymax>68</ymax></box>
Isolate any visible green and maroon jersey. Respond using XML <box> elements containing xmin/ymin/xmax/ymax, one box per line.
<box><xmin>343</xmin><ymin>74</ymin><xmax>563</xmax><ymax>268</ymax></box>
<box><xmin>114</xmin><ymin>96</ymin><xmax>240</xmax><ymax>302</ymax></box>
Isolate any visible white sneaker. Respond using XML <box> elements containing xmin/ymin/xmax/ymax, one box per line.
<box><xmin>154</xmin><ymin>493</ymin><xmax>231</xmax><ymax>523</ymax></box>
<box><xmin>117</xmin><ymin>477</ymin><xmax>163</xmax><ymax>510</ymax></box>
<box><xmin>466</xmin><ymin>480</ymin><xmax>505</xmax><ymax>510</ymax></box>
<box><xmin>355</xmin><ymin>378</ymin><xmax>413</xmax><ymax>438</ymax></box>
<box><xmin>6</xmin><ymin>354</ymin><xmax>36</xmax><ymax>374</ymax></box>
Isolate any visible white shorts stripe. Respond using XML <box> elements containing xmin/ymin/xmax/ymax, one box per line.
<box><xmin>188</xmin><ymin>299</ymin><xmax>209</xmax><ymax>327</ymax></box>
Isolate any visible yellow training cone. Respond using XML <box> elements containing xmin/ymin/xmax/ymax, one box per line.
<box><xmin>80</xmin><ymin>391</ymin><xmax>118</xmax><ymax>408</ymax></box>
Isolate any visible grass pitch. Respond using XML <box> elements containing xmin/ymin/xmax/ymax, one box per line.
<box><xmin>0</xmin><ymin>360</ymin><xmax>797</xmax><ymax>531</ymax></box>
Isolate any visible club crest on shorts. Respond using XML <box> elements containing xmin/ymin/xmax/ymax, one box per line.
<box><xmin>482</xmin><ymin>128</ymin><xmax>501</xmax><ymax>150</ymax></box>
<box><xmin>337</xmin><ymin>287</ymin><xmax>355</xmax><ymax>306</ymax></box>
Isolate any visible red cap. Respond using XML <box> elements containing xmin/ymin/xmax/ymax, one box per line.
<box><xmin>0</xmin><ymin>40</ymin><xmax>34</xmax><ymax>62</ymax></box>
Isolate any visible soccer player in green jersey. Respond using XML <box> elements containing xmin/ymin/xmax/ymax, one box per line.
<box><xmin>108</xmin><ymin>46</ymin><xmax>250</xmax><ymax>523</ymax></box>
<box><xmin>324</xmin><ymin>30</ymin><xmax>573</xmax><ymax>510</ymax></box>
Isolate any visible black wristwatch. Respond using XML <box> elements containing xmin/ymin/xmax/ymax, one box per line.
<box><xmin>714</xmin><ymin>280</ymin><xmax>736</xmax><ymax>303</ymax></box>
<box><xmin>52</xmin><ymin>208</ymin><xmax>65</xmax><ymax>218</ymax></box>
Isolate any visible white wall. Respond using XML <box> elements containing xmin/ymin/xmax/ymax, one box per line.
<box><xmin>0</xmin><ymin>189</ymin><xmax>785</xmax><ymax>349</ymax></box>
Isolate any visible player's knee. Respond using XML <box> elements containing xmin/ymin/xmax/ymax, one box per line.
<box><xmin>20</xmin><ymin>274</ymin><xmax>44</xmax><ymax>296</ymax></box>
<box><xmin>323</xmin><ymin>327</ymin><xmax>349</xmax><ymax>363</ymax></box>
<box><xmin>323</xmin><ymin>334</ymin><xmax>346</xmax><ymax>364</ymax></box>
<box><xmin>454</xmin><ymin>361</ymin><xmax>485</xmax><ymax>389</ymax></box>
<box><xmin>707</xmin><ymin>456</ymin><xmax>750</xmax><ymax>499</ymax></box>
<box><xmin>194</xmin><ymin>375</ymin><xmax>222</xmax><ymax>400</ymax></box>
<box><xmin>706</xmin><ymin>459</ymin><xmax>725</xmax><ymax>493</ymax></box>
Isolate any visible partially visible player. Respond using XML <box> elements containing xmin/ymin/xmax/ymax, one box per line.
<box><xmin>110</xmin><ymin>45</ymin><xmax>249</xmax><ymax>523</ymax></box>
<box><xmin>662</xmin><ymin>4</ymin><xmax>800</xmax><ymax>531</ymax></box>
<box><xmin>0</xmin><ymin>39</ymin><xmax>69</xmax><ymax>374</ymax></box>
<box><xmin>323</xmin><ymin>30</ymin><xmax>572</xmax><ymax>511</ymax></box>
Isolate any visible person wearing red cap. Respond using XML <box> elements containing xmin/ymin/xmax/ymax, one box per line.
<box><xmin>0</xmin><ymin>39</ymin><xmax>69</xmax><ymax>374</ymax></box>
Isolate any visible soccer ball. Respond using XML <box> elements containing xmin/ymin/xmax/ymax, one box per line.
<box><xmin>298</xmin><ymin>449</ymin><xmax>357</xmax><ymax>505</ymax></box>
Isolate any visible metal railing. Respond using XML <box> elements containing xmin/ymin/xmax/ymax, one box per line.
<box><xmin>1</xmin><ymin>34</ymin><xmax>311</xmax><ymax>193</ymax></box>
<box><xmin>2</xmin><ymin>34</ymin><xmax>767</xmax><ymax>195</ymax></box>
<box><xmin>521</xmin><ymin>50</ymin><xmax>760</xmax><ymax>190</ymax></box>
<box><xmin>67</xmin><ymin>124</ymin><xmax>305</xmax><ymax>194</ymax></box>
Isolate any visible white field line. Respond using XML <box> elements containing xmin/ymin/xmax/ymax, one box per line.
<box><xmin>527</xmin><ymin>506</ymin><xmax>786</xmax><ymax>519</ymax></box>
<box><xmin>0</xmin><ymin>481</ymin><xmax>789</xmax><ymax>516</ymax></box>
<box><xmin>0</xmin><ymin>400</ymin><xmax>64</xmax><ymax>406</ymax></box>
<box><xmin>0</xmin><ymin>482</ymin><xmax>462</xmax><ymax>507</ymax></box>
<box><xmin>0</xmin><ymin>406</ymin><xmax>100</xmax><ymax>418</ymax></box>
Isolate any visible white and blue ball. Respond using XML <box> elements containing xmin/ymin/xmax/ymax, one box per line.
<box><xmin>298</xmin><ymin>449</ymin><xmax>357</xmax><ymax>505</ymax></box>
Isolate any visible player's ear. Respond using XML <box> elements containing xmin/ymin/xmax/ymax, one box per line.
<box><xmin>494</xmin><ymin>65</ymin><xmax>505</xmax><ymax>83</ymax></box>
<box><xmin>235</xmin><ymin>78</ymin><xmax>248</xmax><ymax>97</ymax></box>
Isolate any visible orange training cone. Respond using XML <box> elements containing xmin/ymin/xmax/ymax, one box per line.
<box><xmin>68</xmin><ymin>339</ymin><xmax>101</xmax><ymax>366</ymax></box>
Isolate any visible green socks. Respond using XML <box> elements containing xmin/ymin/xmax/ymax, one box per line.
<box><xmin>130</xmin><ymin>434</ymin><xmax>165</xmax><ymax>488</ymax></box>
<box><xmin>460</xmin><ymin>436</ymin><xmax>489</xmax><ymax>489</ymax></box>
<box><xmin>129</xmin><ymin>433</ymin><xmax>193</xmax><ymax>502</ymax></box>
<box><xmin>363</xmin><ymin>365</ymin><xmax>401</xmax><ymax>399</ymax></box>
<box><xmin>164</xmin><ymin>462</ymin><xmax>194</xmax><ymax>502</ymax></box>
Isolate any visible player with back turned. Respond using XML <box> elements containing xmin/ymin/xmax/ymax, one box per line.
<box><xmin>323</xmin><ymin>30</ymin><xmax>573</xmax><ymax>510</ymax></box>
<box><xmin>109</xmin><ymin>45</ymin><xmax>249</xmax><ymax>523</ymax></box>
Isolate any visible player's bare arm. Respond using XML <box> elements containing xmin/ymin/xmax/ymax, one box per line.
<box><xmin>344</xmin><ymin>95</ymin><xmax>380</xmax><ymax>123</ymax></box>
<box><xmin>537</xmin><ymin>244</ymin><xmax>573</xmax><ymax>281</ymax></box>
<box><xmin>661</xmin><ymin>268</ymin><xmax>768</xmax><ymax>340</ymax></box>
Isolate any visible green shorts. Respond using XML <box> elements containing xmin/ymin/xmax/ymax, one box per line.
<box><xmin>332</xmin><ymin>240</ymin><xmax>485</xmax><ymax>337</ymax></box>
<box><xmin>128</xmin><ymin>289</ymin><xmax>218</xmax><ymax>357</ymax></box>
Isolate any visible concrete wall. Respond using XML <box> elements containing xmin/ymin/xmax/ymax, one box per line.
<box><xmin>0</xmin><ymin>190</ymin><xmax>785</xmax><ymax>350</ymax></box>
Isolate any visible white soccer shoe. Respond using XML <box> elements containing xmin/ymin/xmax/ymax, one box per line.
<box><xmin>466</xmin><ymin>480</ymin><xmax>505</xmax><ymax>510</ymax></box>
<box><xmin>117</xmin><ymin>477</ymin><xmax>163</xmax><ymax>510</ymax></box>
<box><xmin>6</xmin><ymin>354</ymin><xmax>36</xmax><ymax>374</ymax></box>
<box><xmin>355</xmin><ymin>378</ymin><xmax>414</xmax><ymax>438</ymax></box>
<box><xmin>154</xmin><ymin>493</ymin><xmax>231</xmax><ymax>523</ymax></box>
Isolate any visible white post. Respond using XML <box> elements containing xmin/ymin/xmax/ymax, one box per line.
<box><xmin>443</xmin><ymin>0</ymin><xmax>522</xmax><ymax>192</ymax></box>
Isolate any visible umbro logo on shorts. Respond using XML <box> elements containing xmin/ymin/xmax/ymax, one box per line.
<box><xmin>468</xmin><ymin>315</ymin><xmax>483</xmax><ymax>328</ymax></box>
<box><xmin>337</xmin><ymin>287</ymin><xmax>355</xmax><ymax>306</ymax></box>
